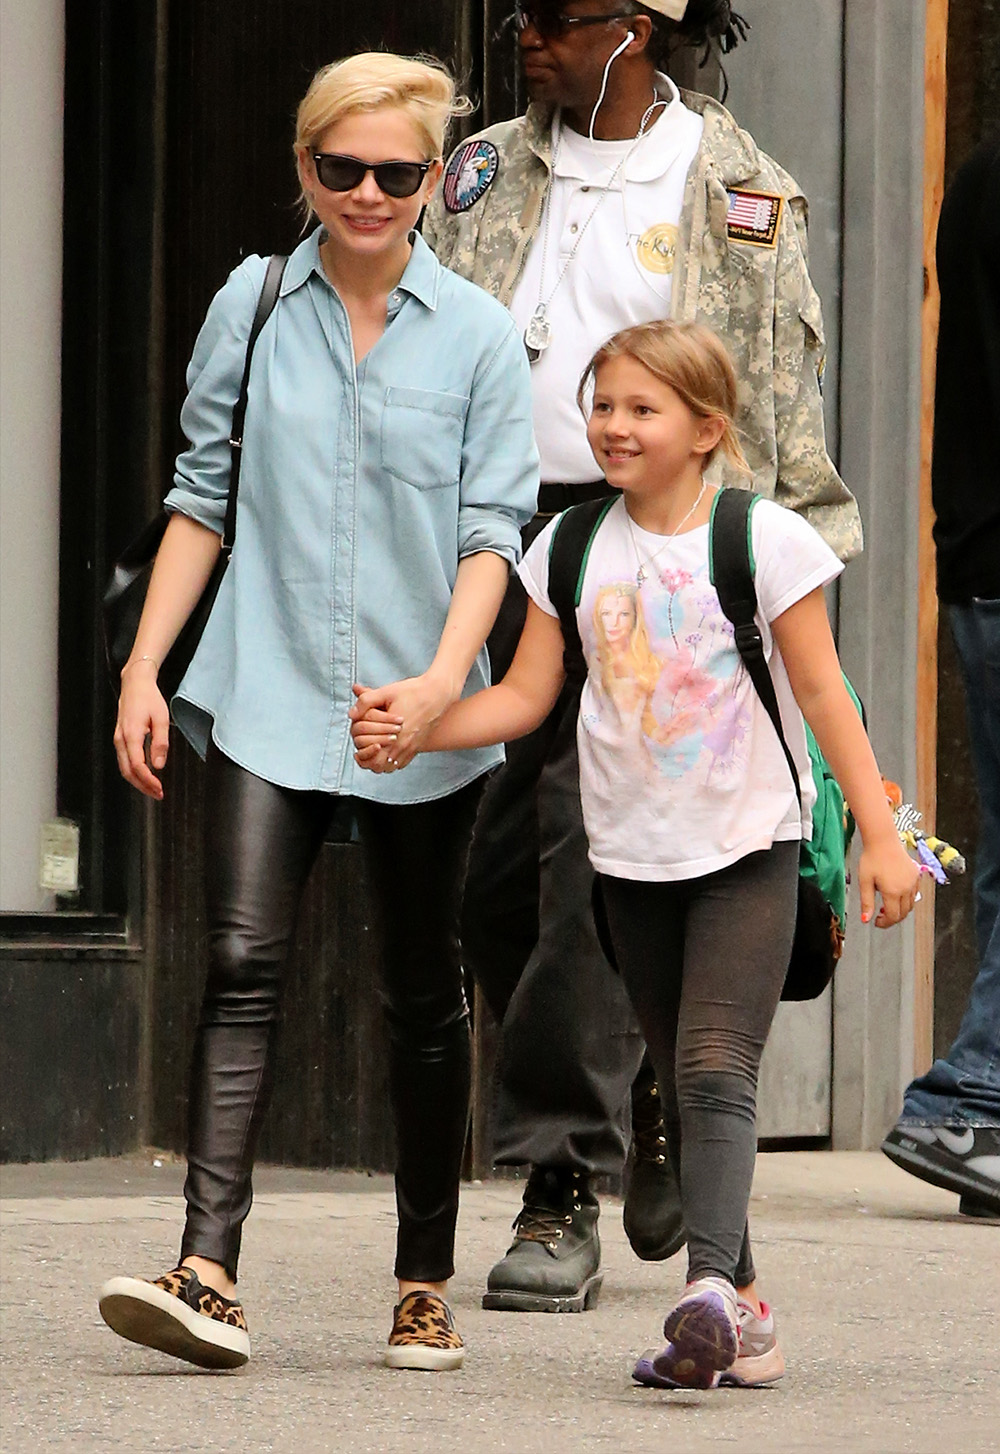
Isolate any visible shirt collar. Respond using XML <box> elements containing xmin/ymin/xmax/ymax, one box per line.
<box><xmin>279</xmin><ymin>226</ymin><xmax>440</xmax><ymax>310</ymax></box>
<box><xmin>548</xmin><ymin>74</ymin><xmax>692</xmax><ymax>185</ymax></box>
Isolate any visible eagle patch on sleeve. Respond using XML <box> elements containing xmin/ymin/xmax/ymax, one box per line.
<box><xmin>443</xmin><ymin>140</ymin><xmax>500</xmax><ymax>214</ymax></box>
<box><xmin>726</xmin><ymin>189</ymin><xmax>782</xmax><ymax>248</ymax></box>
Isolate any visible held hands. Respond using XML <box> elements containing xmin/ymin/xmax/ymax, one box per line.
<box><xmin>113</xmin><ymin>659</ymin><xmax>170</xmax><ymax>800</ymax></box>
<box><xmin>350</xmin><ymin>670</ymin><xmax>458</xmax><ymax>773</ymax></box>
<box><xmin>858</xmin><ymin>834</ymin><xmax>921</xmax><ymax>929</ymax></box>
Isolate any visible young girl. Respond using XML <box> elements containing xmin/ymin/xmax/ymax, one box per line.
<box><xmin>352</xmin><ymin>319</ymin><xmax>919</xmax><ymax>1388</ymax></box>
<box><xmin>99</xmin><ymin>52</ymin><xmax>537</xmax><ymax>1374</ymax></box>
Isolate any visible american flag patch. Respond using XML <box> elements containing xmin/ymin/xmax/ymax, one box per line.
<box><xmin>726</xmin><ymin>189</ymin><xmax>782</xmax><ymax>247</ymax></box>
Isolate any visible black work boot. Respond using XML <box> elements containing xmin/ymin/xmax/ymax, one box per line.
<box><xmin>482</xmin><ymin>1167</ymin><xmax>602</xmax><ymax>1313</ymax></box>
<box><xmin>623</xmin><ymin>1068</ymin><xmax>686</xmax><ymax>1262</ymax></box>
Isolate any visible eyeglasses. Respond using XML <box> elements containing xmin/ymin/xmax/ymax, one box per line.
<box><xmin>311</xmin><ymin>153</ymin><xmax>432</xmax><ymax>198</ymax></box>
<box><xmin>514</xmin><ymin>5</ymin><xmax>635</xmax><ymax>39</ymax></box>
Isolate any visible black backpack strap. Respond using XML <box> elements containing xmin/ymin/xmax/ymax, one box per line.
<box><xmin>709</xmin><ymin>488</ymin><xmax>801</xmax><ymax>805</ymax></box>
<box><xmin>547</xmin><ymin>497</ymin><xmax>617</xmax><ymax>688</ymax></box>
<box><xmin>223</xmin><ymin>253</ymin><xmax>288</xmax><ymax>551</ymax></box>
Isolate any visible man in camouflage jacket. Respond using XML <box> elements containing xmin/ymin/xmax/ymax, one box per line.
<box><xmin>422</xmin><ymin>0</ymin><xmax>862</xmax><ymax>1317</ymax></box>
<box><xmin>425</xmin><ymin>93</ymin><xmax>861</xmax><ymax>560</ymax></box>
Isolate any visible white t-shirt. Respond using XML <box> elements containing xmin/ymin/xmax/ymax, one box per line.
<box><xmin>509</xmin><ymin>77</ymin><xmax>704</xmax><ymax>484</ymax></box>
<box><xmin>518</xmin><ymin>496</ymin><xmax>844</xmax><ymax>881</ymax></box>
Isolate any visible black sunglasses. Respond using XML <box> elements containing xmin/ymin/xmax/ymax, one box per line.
<box><xmin>514</xmin><ymin>5</ymin><xmax>636</xmax><ymax>39</ymax></box>
<box><xmin>311</xmin><ymin>152</ymin><xmax>432</xmax><ymax>199</ymax></box>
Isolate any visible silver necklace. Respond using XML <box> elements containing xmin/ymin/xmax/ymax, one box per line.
<box><xmin>625</xmin><ymin>481</ymin><xmax>708</xmax><ymax>586</ymax></box>
<box><xmin>525</xmin><ymin>94</ymin><xmax>666</xmax><ymax>362</ymax></box>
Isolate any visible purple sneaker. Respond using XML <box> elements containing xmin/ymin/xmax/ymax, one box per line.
<box><xmin>633</xmin><ymin>1294</ymin><xmax>784</xmax><ymax>1391</ymax></box>
<box><xmin>646</xmin><ymin>1276</ymin><xmax>739</xmax><ymax>1389</ymax></box>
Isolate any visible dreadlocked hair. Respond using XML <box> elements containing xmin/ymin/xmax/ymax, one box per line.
<box><xmin>637</xmin><ymin>2</ymin><xmax>750</xmax><ymax>100</ymax></box>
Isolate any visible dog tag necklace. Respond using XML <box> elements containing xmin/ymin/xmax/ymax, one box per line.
<box><xmin>525</xmin><ymin>95</ymin><xmax>665</xmax><ymax>363</ymax></box>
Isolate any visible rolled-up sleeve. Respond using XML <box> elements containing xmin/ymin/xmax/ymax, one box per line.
<box><xmin>164</xmin><ymin>256</ymin><xmax>266</xmax><ymax>533</ymax></box>
<box><xmin>458</xmin><ymin>320</ymin><xmax>539</xmax><ymax>564</ymax></box>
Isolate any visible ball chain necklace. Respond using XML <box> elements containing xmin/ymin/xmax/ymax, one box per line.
<box><xmin>625</xmin><ymin>481</ymin><xmax>708</xmax><ymax>587</ymax></box>
<box><xmin>524</xmin><ymin>92</ymin><xmax>666</xmax><ymax>362</ymax></box>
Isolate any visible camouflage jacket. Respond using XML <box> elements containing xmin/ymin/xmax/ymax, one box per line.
<box><xmin>424</xmin><ymin>90</ymin><xmax>862</xmax><ymax>562</ymax></box>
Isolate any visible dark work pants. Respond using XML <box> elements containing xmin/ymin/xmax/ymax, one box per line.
<box><xmin>598</xmin><ymin>844</ymin><xmax>799</xmax><ymax>1287</ymax></box>
<box><xmin>180</xmin><ymin>743</ymin><xmax>483</xmax><ymax>1283</ymax></box>
<box><xmin>461</xmin><ymin>518</ymin><xmax>645</xmax><ymax>1178</ymax></box>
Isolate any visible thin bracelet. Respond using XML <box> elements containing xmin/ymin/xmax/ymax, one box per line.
<box><xmin>121</xmin><ymin>654</ymin><xmax>159</xmax><ymax>677</ymax></box>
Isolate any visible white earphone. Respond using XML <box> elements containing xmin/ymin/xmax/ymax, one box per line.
<box><xmin>589</xmin><ymin>31</ymin><xmax>636</xmax><ymax>138</ymax></box>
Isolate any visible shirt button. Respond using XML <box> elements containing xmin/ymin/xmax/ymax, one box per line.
<box><xmin>581</xmin><ymin>185</ymin><xmax>590</xmax><ymax>193</ymax></box>
<box><xmin>569</xmin><ymin>222</ymin><xmax>579</xmax><ymax>234</ymax></box>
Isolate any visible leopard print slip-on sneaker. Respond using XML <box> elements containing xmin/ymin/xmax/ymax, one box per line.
<box><xmin>385</xmin><ymin>1290</ymin><xmax>465</xmax><ymax>1371</ymax></box>
<box><xmin>99</xmin><ymin>1265</ymin><xmax>250</xmax><ymax>1370</ymax></box>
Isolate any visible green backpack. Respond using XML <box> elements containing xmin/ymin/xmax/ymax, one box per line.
<box><xmin>547</xmin><ymin>487</ymin><xmax>861</xmax><ymax>1001</ymax></box>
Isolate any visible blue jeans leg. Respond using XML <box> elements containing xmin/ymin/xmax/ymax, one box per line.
<box><xmin>902</xmin><ymin>600</ymin><xmax>1000</xmax><ymax>1126</ymax></box>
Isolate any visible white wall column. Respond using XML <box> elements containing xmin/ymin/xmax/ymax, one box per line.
<box><xmin>0</xmin><ymin>0</ymin><xmax>65</xmax><ymax>909</ymax></box>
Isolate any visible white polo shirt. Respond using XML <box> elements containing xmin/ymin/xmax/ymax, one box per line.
<box><xmin>510</xmin><ymin>77</ymin><xmax>704</xmax><ymax>484</ymax></box>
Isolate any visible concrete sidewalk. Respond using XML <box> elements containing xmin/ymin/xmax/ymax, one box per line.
<box><xmin>1</xmin><ymin>1151</ymin><xmax>997</xmax><ymax>1454</ymax></box>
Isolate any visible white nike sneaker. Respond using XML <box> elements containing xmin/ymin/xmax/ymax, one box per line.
<box><xmin>882</xmin><ymin>1123</ymin><xmax>1000</xmax><ymax>1212</ymax></box>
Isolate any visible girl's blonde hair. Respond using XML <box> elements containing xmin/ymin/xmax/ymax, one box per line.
<box><xmin>294</xmin><ymin>52</ymin><xmax>472</xmax><ymax>221</ymax></box>
<box><xmin>578</xmin><ymin>320</ymin><xmax>750</xmax><ymax>474</ymax></box>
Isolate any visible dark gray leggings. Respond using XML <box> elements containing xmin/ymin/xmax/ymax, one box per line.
<box><xmin>598</xmin><ymin>842</ymin><xmax>799</xmax><ymax>1287</ymax></box>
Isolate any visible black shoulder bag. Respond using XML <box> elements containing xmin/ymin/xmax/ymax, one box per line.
<box><xmin>103</xmin><ymin>253</ymin><xmax>287</xmax><ymax>699</ymax></box>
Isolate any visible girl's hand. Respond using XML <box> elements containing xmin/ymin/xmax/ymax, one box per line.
<box><xmin>113</xmin><ymin>660</ymin><xmax>170</xmax><ymax>800</ymax></box>
<box><xmin>350</xmin><ymin>672</ymin><xmax>458</xmax><ymax>770</ymax></box>
<box><xmin>858</xmin><ymin>836</ymin><xmax>921</xmax><ymax>928</ymax></box>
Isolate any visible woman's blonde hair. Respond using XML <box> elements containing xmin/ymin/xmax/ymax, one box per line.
<box><xmin>577</xmin><ymin>320</ymin><xmax>750</xmax><ymax>474</ymax></box>
<box><xmin>294</xmin><ymin>52</ymin><xmax>472</xmax><ymax>221</ymax></box>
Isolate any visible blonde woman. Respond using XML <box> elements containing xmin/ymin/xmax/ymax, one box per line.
<box><xmin>99</xmin><ymin>52</ymin><xmax>537</xmax><ymax>1373</ymax></box>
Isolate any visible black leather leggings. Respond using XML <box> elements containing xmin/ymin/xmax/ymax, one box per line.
<box><xmin>180</xmin><ymin>742</ymin><xmax>483</xmax><ymax>1283</ymax></box>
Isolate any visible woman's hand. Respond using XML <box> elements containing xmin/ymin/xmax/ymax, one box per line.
<box><xmin>350</xmin><ymin>670</ymin><xmax>458</xmax><ymax>771</ymax></box>
<box><xmin>113</xmin><ymin>660</ymin><xmax>171</xmax><ymax>799</ymax></box>
<box><xmin>858</xmin><ymin>835</ymin><xmax>921</xmax><ymax>928</ymax></box>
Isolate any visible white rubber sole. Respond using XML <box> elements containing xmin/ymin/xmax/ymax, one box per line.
<box><xmin>384</xmin><ymin>1343</ymin><xmax>465</xmax><ymax>1371</ymax></box>
<box><xmin>720</xmin><ymin>1342</ymin><xmax>786</xmax><ymax>1387</ymax></box>
<box><xmin>98</xmin><ymin>1276</ymin><xmax>250</xmax><ymax>1370</ymax></box>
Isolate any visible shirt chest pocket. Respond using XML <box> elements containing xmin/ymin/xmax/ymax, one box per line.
<box><xmin>381</xmin><ymin>385</ymin><xmax>470</xmax><ymax>491</ymax></box>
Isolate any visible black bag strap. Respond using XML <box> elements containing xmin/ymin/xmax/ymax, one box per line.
<box><xmin>547</xmin><ymin>496</ymin><xmax>617</xmax><ymax>687</ymax></box>
<box><xmin>222</xmin><ymin>252</ymin><xmax>287</xmax><ymax>551</ymax></box>
<box><xmin>709</xmin><ymin>487</ymin><xmax>802</xmax><ymax>806</ymax></box>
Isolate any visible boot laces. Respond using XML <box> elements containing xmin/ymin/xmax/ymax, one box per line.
<box><xmin>632</xmin><ymin>1086</ymin><xmax>669</xmax><ymax>1166</ymax></box>
<box><xmin>511</xmin><ymin>1202</ymin><xmax>577</xmax><ymax>1247</ymax></box>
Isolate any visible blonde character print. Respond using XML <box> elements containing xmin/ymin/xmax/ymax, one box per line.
<box><xmin>591</xmin><ymin>584</ymin><xmax>701</xmax><ymax>758</ymax></box>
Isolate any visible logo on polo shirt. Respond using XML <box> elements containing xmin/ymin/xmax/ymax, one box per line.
<box><xmin>636</xmin><ymin>222</ymin><xmax>679</xmax><ymax>274</ymax></box>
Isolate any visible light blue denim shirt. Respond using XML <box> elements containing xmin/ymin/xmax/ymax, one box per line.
<box><xmin>165</xmin><ymin>228</ymin><xmax>539</xmax><ymax>802</ymax></box>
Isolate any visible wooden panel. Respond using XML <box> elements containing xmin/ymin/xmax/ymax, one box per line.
<box><xmin>931</xmin><ymin>0</ymin><xmax>1000</xmax><ymax>1059</ymax></box>
<box><xmin>0</xmin><ymin>954</ymin><xmax>143</xmax><ymax>1162</ymax></box>
<box><xmin>914</xmin><ymin>0</ymin><xmax>949</xmax><ymax>1076</ymax></box>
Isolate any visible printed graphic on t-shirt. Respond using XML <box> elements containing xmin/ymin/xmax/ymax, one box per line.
<box><xmin>582</xmin><ymin>563</ymin><xmax>750</xmax><ymax>784</ymax></box>
<box><xmin>635</xmin><ymin>222</ymin><xmax>679</xmax><ymax>274</ymax></box>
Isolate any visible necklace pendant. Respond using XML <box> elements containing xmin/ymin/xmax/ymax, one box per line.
<box><xmin>636</xmin><ymin>565</ymin><xmax>646</xmax><ymax>586</ymax></box>
<box><xmin>524</xmin><ymin>309</ymin><xmax>552</xmax><ymax>357</ymax></box>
